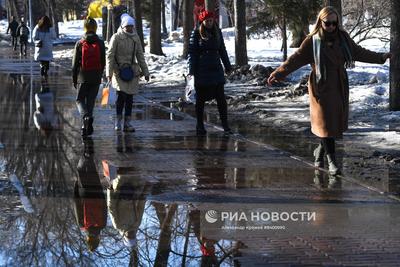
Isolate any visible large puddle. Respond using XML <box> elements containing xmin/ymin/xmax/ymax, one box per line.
<box><xmin>1</xmin><ymin>51</ymin><xmax>400</xmax><ymax>266</ymax></box>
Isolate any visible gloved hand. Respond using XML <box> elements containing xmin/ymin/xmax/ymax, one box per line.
<box><xmin>145</xmin><ymin>76</ymin><xmax>150</xmax><ymax>82</ymax></box>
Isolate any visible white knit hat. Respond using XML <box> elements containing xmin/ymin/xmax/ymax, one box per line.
<box><xmin>121</xmin><ymin>15</ymin><xmax>135</xmax><ymax>28</ymax></box>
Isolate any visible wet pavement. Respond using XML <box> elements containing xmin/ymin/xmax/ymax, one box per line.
<box><xmin>1</xmin><ymin>47</ymin><xmax>400</xmax><ymax>266</ymax></box>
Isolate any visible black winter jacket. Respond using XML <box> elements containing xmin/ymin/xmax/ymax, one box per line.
<box><xmin>188</xmin><ymin>27</ymin><xmax>232</xmax><ymax>87</ymax></box>
<box><xmin>7</xmin><ymin>20</ymin><xmax>19</xmax><ymax>36</ymax></box>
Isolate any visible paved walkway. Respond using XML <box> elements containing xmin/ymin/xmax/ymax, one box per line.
<box><xmin>0</xmin><ymin>48</ymin><xmax>399</xmax><ymax>266</ymax></box>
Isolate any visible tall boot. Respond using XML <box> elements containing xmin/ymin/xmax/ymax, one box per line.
<box><xmin>195</xmin><ymin>101</ymin><xmax>206</xmax><ymax>135</ymax></box>
<box><xmin>123</xmin><ymin>116</ymin><xmax>135</xmax><ymax>132</ymax></box>
<box><xmin>86</xmin><ymin>116</ymin><xmax>94</xmax><ymax>136</ymax></box>
<box><xmin>115</xmin><ymin>115</ymin><xmax>122</xmax><ymax>131</ymax></box>
<box><xmin>196</xmin><ymin>120</ymin><xmax>206</xmax><ymax>135</ymax></box>
<box><xmin>313</xmin><ymin>144</ymin><xmax>325</xmax><ymax>168</ymax></box>
<box><xmin>326</xmin><ymin>153</ymin><xmax>340</xmax><ymax>176</ymax></box>
<box><xmin>217</xmin><ymin>97</ymin><xmax>231</xmax><ymax>133</ymax></box>
<box><xmin>221</xmin><ymin>118</ymin><xmax>232</xmax><ymax>134</ymax></box>
<box><xmin>81</xmin><ymin>117</ymin><xmax>87</xmax><ymax>137</ymax></box>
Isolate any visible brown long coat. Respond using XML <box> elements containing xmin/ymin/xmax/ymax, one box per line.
<box><xmin>271</xmin><ymin>30</ymin><xmax>385</xmax><ymax>138</ymax></box>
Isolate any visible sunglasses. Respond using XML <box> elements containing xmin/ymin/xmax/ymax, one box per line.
<box><xmin>322</xmin><ymin>20</ymin><xmax>338</xmax><ymax>27</ymax></box>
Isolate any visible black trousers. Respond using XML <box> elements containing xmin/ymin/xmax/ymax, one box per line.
<box><xmin>11</xmin><ymin>35</ymin><xmax>17</xmax><ymax>49</ymax></box>
<box><xmin>40</xmin><ymin>61</ymin><xmax>50</xmax><ymax>76</ymax></box>
<box><xmin>20</xmin><ymin>39</ymin><xmax>27</xmax><ymax>55</ymax></box>
<box><xmin>116</xmin><ymin>91</ymin><xmax>133</xmax><ymax>117</ymax></box>
<box><xmin>195</xmin><ymin>83</ymin><xmax>228</xmax><ymax>127</ymax></box>
<box><xmin>320</xmin><ymin>137</ymin><xmax>335</xmax><ymax>154</ymax></box>
<box><xmin>76</xmin><ymin>83</ymin><xmax>100</xmax><ymax>119</ymax></box>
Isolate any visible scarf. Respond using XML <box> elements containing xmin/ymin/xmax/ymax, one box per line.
<box><xmin>312</xmin><ymin>30</ymin><xmax>354</xmax><ymax>84</ymax></box>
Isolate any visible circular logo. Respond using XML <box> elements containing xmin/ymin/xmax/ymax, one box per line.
<box><xmin>205</xmin><ymin>210</ymin><xmax>218</xmax><ymax>223</ymax></box>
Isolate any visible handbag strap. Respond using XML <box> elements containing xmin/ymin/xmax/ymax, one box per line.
<box><xmin>115</xmin><ymin>37</ymin><xmax>136</xmax><ymax>67</ymax></box>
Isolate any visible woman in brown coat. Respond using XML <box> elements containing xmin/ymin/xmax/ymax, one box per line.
<box><xmin>267</xmin><ymin>6</ymin><xmax>391</xmax><ymax>175</ymax></box>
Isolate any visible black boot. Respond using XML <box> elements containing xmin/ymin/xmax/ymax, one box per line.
<box><xmin>313</xmin><ymin>144</ymin><xmax>325</xmax><ymax>168</ymax></box>
<box><xmin>221</xmin><ymin>119</ymin><xmax>232</xmax><ymax>134</ymax></box>
<box><xmin>195</xmin><ymin>100</ymin><xmax>206</xmax><ymax>135</ymax></box>
<box><xmin>326</xmin><ymin>153</ymin><xmax>340</xmax><ymax>175</ymax></box>
<box><xmin>196</xmin><ymin>122</ymin><xmax>207</xmax><ymax>135</ymax></box>
<box><xmin>86</xmin><ymin>116</ymin><xmax>94</xmax><ymax>136</ymax></box>
<box><xmin>123</xmin><ymin>116</ymin><xmax>135</xmax><ymax>132</ymax></box>
<box><xmin>81</xmin><ymin>117</ymin><xmax>87</xmax><ymax>137</ymax></box>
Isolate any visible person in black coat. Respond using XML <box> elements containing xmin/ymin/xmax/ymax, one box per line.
<box><xmin>188</xmin><ymin>10</ymin><xmax>233</xmax><ymax>135</ymax></box>
<box><xmin>6</xmin><ymin>16</ymin><xmax>19</xmax><ymax>50</ymax></box>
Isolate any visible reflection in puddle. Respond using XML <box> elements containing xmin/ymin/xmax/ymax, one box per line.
<box><xmin>1</xmin><ymin>62</ymin><xmax>400</xmax><ymax>265</ymax></box>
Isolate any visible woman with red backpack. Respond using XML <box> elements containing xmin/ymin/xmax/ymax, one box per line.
<box><xmin>72</xmin><ymin>18</ymin><xmax>106</xmax><ymax>137</ymax></box>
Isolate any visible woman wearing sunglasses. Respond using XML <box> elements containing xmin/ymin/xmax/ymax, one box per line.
<box><xmin>267</xmin><ymin>6</ymin><xmax>391</xmax><ymax>175</ymax></box>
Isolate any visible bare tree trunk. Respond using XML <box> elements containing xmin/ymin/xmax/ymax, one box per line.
<box><xmin>205</xmin><ymin>0</ymin><xmax>215</xmax><ymax>12</ymax></box>
<box><xmin>178</xmin><ymin>0</ymin><xmax>184</xmax><ymax>27</ymax></box>
<box><xmin>390</xmin><ymin>0</ymin><xmax>400</xmax><ymax>110</ymax></box>
<box><xmin>150</xmin><ymin>0</ymin><xmax>164</xmax><ymax>55</ymax></box>
<box><xmin>173</xmin><ymin>0</ymin><xmax>180</xmax><ymax>30</ymax></box>
<box><xmin>161</xmin><ymin>0</ymin><xmax>168</xmax><ymax>35</ymax></box>
<box><xmin>49</xmin><ymin>0</ymin><xmax>59</xmax><ymax>37</ymax></box>
<box><xmin>234</xmin><ymin>0</ymin><xmax>247</xmax><ymax>66</ymax></box>
<box><xmin>325</xmin><ymin>0</ymin><xmax>342</xmax><ymax>25</ymax></box>
<box><xmin>281</xmin><ymin>16</ymin><xmax>287</xmax><ymax>61</ymax></box>
<box><xmin>289</xmin><ymin>23</ymin><xmax>308</xmax><ymax>48</ymax></box>
<box><xmin>106</xmin><ymin>6</ymin><xmax>114</xmax><ymax>42</ymax></box>
<box><xmin>154</xmin><ymin>204</ymin><xmax>177</xmax><ymax>267</ymax></box>
<box><xmin>7</xmin><ymin>0</ymin><xmax>19</xmax><ymax>20</ymax></box>
<box><xmin>102</xmin><ymin>6</ymin><xmax>107</xmax><ymax>40</ymax></box>
<box><xmin>134</xmin><ymin>0</ymin><xmax>145</xmax><ymax>51</ymax></box>
<box><xmin>182</xmin><ymin>0</ymin><xmax>194</xmax><ymax>59</ymax></box>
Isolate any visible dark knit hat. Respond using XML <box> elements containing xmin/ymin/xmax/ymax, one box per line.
<box><xmin>84</xmin><ymin>17</ymin><xmax>97</xmax><ymax>33</ymax></box>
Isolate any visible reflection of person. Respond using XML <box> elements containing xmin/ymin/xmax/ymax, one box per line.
<box><xmin>194</xmin><ymin>136</ymin><xmax>229</xmax><ymax>189</ymax></box>
<box><xmin>107</xmin><ymin>174</ymin><xmax>150</xmax><ymax>248</ymax></box>
<box><xmin>314</xmin><ymin>170</ymin><xmax>341</xmax><ymax>189</ymax></box>
<box><xmin>33</xmin><ymin>16</ymin><xmax>57</xmax><ymax>79</ymax></box>
<box><xmin>116</xmin><ymin>132</ymin><xmax>134</xmax><ymax>153</ymax></box>
<box><xmin>33</xmin><ymin>84</ymin><xmax>60</xmax><ymax>136</ymax></box>
<box><xmin>16</xmin><ymin>18</ymin><xmax>29</xmax><ymax>56</ymax></box>
<box><xmin>267</xmin><ymin>6</ymin><xmax>391</xmax><ymax>175</ymax></box>
<box><xmin>188</xmin><ymin>10</ymin><xmax>233</xmax><ymax>135</ymax></box>
<box><xmin>73</xmin><ymin>138</ymin><xmax>107</xmax><ymax>252</ymax></box>
<box><xmin>72</xmin><ymin>18</ymin><xmax>106</xmax><ymax>137</ymax></box>
<box><xmin>6</xmin><ymin>16</ymin><xmax>19</xmax><ymax>50</ymax></box>
<box><xmin>189</xmin><ymin>210</ymin><xmax>218</xmax><ymax>266</ymax></box>
<box><xmin>106</xmin><ymin>15</ymin><xmax>150</xmax><ymax>132</ymax></box>
<box><xmin>189</xmin><ymin>207</ymin><xmax>244</xmax><ymax>266</ymax></box>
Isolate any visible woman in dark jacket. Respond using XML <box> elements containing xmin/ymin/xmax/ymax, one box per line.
<box><xmin>188</xmin><ymin>10</ymin><xmax>232</xmax><ymax>135</ymax></box>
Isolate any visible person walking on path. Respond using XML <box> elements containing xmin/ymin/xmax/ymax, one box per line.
<box><xmin>106</xmin><ymin>15</ymin><xmax>150</xmax><ymax>132</ymax></box>
<box><xmin>267</xmin><ymin>6</ymin><xmax>391</xmax><ymax>175</ymax></box>
<box><xmin>72</xmin><ymin>18</ymin><xmax>106</xmax><ymax>137</ymax></box>
<box><xmin>16</xmin><ymin>18</ymin><xmax>30</xmax><ymax>56</ymax></box>
<box><xmin>188</xmin><ymin>9</ymin><xmax>233</xmax><ymax>136</ymax></box>
<box><xmin>6</xmin><ymin>16</ymin><xmax>19</xmax><ymax>51</ymax></box>
<box><xmin>32</xmin><ymin>16</ymin><xmax>56</xmax><ymax>79</ymax></box>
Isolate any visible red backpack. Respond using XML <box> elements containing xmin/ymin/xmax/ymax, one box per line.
<box><xmin>80</xmin><ymin>39</ymin><xmax>102</xmax><ymax>71</ymax></box>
